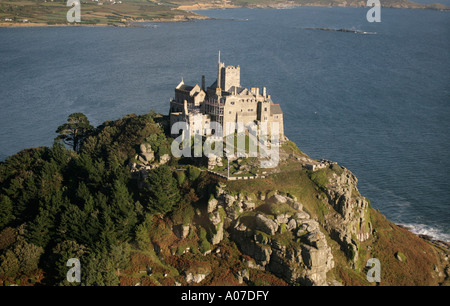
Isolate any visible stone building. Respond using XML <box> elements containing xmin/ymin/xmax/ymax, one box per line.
<box><xmin>169</xmin><ymin>55</ymin><xmax>284</xmax><ymax>141</ymax></box>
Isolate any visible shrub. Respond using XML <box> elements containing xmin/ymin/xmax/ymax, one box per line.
<box><xmin>199</xmin><ymin>239</ymin><xmax>211</xmax><ymax>254</ymax></box>
<box><xmin>176</xmin><ymin>171</ymin><xmax>186</xmax><ymax>186</ymax></box>
<box><xmin>187</xmin><ymin>166</ymin><xmax>201</xmax><ymax>182</ymax></box>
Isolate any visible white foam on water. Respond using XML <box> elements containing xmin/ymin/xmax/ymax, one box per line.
<box><xmin>397</xmin><ymin>223</ymin><xmax>450</xmax><ymax>243</ymax></box>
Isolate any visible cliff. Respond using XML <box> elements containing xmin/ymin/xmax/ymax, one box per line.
<box><xmin>0</xmin><ymin>112</ymin><xmax>448</xmax><ymax>286</ymax></box>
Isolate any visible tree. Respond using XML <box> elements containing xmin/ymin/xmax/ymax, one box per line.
<box><xmin>0</xmin><ymin>195</ymin><xmax>13</xmax><ymax>228</ymax></box>
<box><xmin>144</xmin><ymin>165</ymin><xmax>181</xmax><ymax>215</ymax></box>
<box><xmin>56</xmin><ymin>113</ymin><xmax>93</xmax><ymax>152</ymax></box>
<box><xmin>13</xmin><ymin>240</ymin><xmax>44</xmax><ymax>275</ymax></box>
<box><xmin>51</xmin><ymin>240</ymin><xmax>86</xmax><ymax>285</ymax></box>
<box><xmin>0</xmin><ymin>250</ymin><xmax>19</xmax><ymax>278</ymax></box>
<box><xmin>109</xmin><ymin>180</ymin><xmax>137</xmax><ymax>242</ymax></box>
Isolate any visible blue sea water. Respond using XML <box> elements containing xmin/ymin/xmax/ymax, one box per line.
<box><xmin>0</xmin><ymin>7</ymin><xmax>449</xmax><ymax>241</ymax></box>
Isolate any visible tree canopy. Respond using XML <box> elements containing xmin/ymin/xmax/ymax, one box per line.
<box><xmin>55</xmin><ymin>113</ymin><xmax>93</xmax><ymax>152</ymax></box>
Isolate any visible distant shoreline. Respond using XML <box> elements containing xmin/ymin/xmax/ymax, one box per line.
<box><xmin>1</xmin><ymin>2</ymin><xmax>449</xmax><ymax>28</ymax></box>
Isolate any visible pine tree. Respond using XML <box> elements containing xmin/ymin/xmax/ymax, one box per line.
<box><xmin>56</xmin><ymin>113</ymin><xmax>93</xmax><ymax>152</ymax></box>
<box><xmin>0</xmin><ymin>195</ymin><xmax>13</xmax><ymax>229</ymax></box>
<box><xmin>144</xmin><ymin>165</ymin><xmax>181</xmax><ymax>215</ymax></box>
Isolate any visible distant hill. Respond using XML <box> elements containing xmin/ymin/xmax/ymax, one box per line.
<box><xmin>0</xmin><ymin>0</ymin><xmax>448</xmax><ymax>27</ymax></box>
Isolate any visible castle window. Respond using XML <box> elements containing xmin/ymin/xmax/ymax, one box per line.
<box><xmin>229</xmin><ymin>111</ymin><xmax>232</xmax><ymax>114</ymax></box>
<box><xmin>264</xmin><ymin>107</ymin><xmax>267</xmax><ymax>111</ymax></box>
<box><xmin>231</xmin><ymin>102</ymin><xmax>235</xmax><ymax>105</ymax></box>
<box><xmin>248</xmin><ymin>109</ymin><xmax>253</xmax><ymax>112</ymax></box>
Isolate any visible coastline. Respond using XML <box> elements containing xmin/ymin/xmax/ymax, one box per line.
<box><xmin>1</xmin><ymin>2</ymin><xmax>449</xmax><ymax>28</ymax></box>
<box><xmin>396</xmin><ymin>224</ymin><xmax>450</xmax><ymax>248</ymax></box>
<box><xmin>0</xmin><ymin>15</ymin><xmax>211</xmax><ymax>28</ymax></box>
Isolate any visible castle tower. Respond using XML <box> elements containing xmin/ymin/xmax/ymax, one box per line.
<box><xmin>217</xmin><ymin>52</ymin><xmax>240</xmax><ymax>92</ymax></box>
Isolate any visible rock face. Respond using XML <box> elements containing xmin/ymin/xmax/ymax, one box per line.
<box><xmin>321</xmin><ymin>167</ymin><xmax>372</xmax><ymax>263</ymax></box>
<box><xmin>185</xmin><ymin>272</ymin><xmax>208</xmax><ymax>284</ymax></box>
<box><xmin>204</xmin><ymin>189</ymin><xmax>334</xmax><ymax>286</ymax></box>
<box><xmin>255</xmin><ymin>214</ymin><xmax>279</xmax><ymax>235</ymax></box>
<box><xmin>173</xmin><ymin>175</ymin><xmax>372</xmax><ymax>285</ymax></box>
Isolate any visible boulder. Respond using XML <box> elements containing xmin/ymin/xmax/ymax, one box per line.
<box><xmin>185</xmin><ymin>272</ymin><xmax>207</xmax><ymax>284</ymax></box>
<box><xmin>140</xmin><ymin>143</ymin><xmax>151</xmax><ymax>154</ymax></box>
<box><xmin>290</xmin><ymin>201</ymin><xmax>303</xmax><ymax>211</ymax></box>
<box><xmin>294</xmin><ymin>211</ymin><xmax>310</xmax><ymax>220</ymax></box>
<box><xmin>207</xmin><ymin>197</ymin><xmax>218</xmax><ymax>213</ymax></box>
<box><xmin>235</xmin><ymin>269</ymin><xmax>250</xmax><ymax>284</ymax></box>
<box><xmin>242</xmin><ymin>201</ymin><xmax>255</xmax><ymax>211</ymax></box>
<box><xmin>141</xmin><ymin>152</ymin><xmax>155</xmax><ymax>163</ymax></box>
<box><xmin>211</xmin><ymin>222</ymin><xmax>224</xmax><ymax>245</ymax></box>
<box><xmin>255</xmin><ymin>214</ymin><xmax>279</xmax><ymax>236</ymax></box>
<box><xmin>304</xmin><ymin>230</ymin><xmax>326</xmax><ymax>249</ymax></box>
<box><xmin>267</xmin><ymin>194</ymin><xmax>288</xmax><ymax>205</ymax></box>
<box><xmin>159</xmin><ymin>154</ymin><xmax>170</xmax><ymax>165</ymax></box>
<box><xmin>275</xmin><ymin>214</ymin><xmax>290</xmax><ymax>224</ymax></box>
<box><xmin>299</xmin><ymin>219</ymin><xmax>319</xmax><ymax>233</ymax></box>
<box><xmin>209</xmin><ymin>211</ymin><xmax>222</xmax><ymax>226</ymax></box>
<box><xmin>286</xmin><ymin>219</ymin><xmax>297</xmax><ymax>231</ymax></box>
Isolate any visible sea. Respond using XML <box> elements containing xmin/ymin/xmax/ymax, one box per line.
<box><xmin>0</xmin><ymin>6</ymin><xmax>449</xmax><ymax>241</ymax></box>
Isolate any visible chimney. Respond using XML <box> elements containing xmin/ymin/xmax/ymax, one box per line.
<box><xmin>263</xmin><ymin>87</ymin><xmax>267</xmax><ymax>97</ymax></box>
<box><xmin>201</xmin><ymin>75</ymin><xmax>205</xmax><ymax>91</ymax></box>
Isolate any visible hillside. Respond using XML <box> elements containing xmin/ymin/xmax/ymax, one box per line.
<box><xmin>0</xmin><ymin>0</ymin><xmax>448</xmax><ymax>27</ymax></box>
<box><xmin>0</xmin><ymin>111</ymin><xmax>448</xmax><ymax>286</ymax></box>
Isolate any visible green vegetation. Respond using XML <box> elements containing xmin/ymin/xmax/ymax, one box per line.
<box><xmin>0</xmin><ymin>0</ymin><xmax>203</xmax><ymax>26</ymax></box>
<box><xmin>55</xmin><ymin>113</ymin><xmax>93</xmax><ymax>153</ymax></box>
<box><xmin>0</xmin><ymin>110</ymin><xmax>447</xmax><ymax>286</ymax></box>
<box><xmin>309</xmin><ymin>168</ymin><xmax>330</xmax><ymax>191</ymax></box>
<box><xmin>0</xmin><ymin>111</ymin><xmax>206</xmax><ymax>285</ymax></box>
<box><xmin>1</xmin><ymin>0</ymin><xmax>447</xmax><ymax>27</ymax></box>
<box><xmin>143</xmin><ymin>165</ymin><xmax>181</xmax><ymax>214</ymax></box>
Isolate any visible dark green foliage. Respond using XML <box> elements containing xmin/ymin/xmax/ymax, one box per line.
<box><xmin>0</xmin><ymin>111</ymin><xmax>186</xmax><ymax>284</ymax></box>
<box><xmin>135</xmin><ymin>215</ymin><xmax>152</xmax><ymax>251</ymax></box>
<box><xmin>187</xmin><ymin>165</ymin><xmax>201</xmax><ymax>182</ymax></box>
<box><xmin>50</xmin><ymin>240</ymin><xmax>87</xmax><ymax>285</ymax></box>
<box><xmin>0</xmin><ymin>195</ymin><xmax>13</xmax><ymax>228</ymax></box>
<box><xmin>175</xmin><ymin>170</ymin><xmax>186</xmax><ymax>186</ymax></box>
<box><xmin>56</xmin><ymin>113</ymin><xmax>93</xmax><ymax>152</ymax></box>
<box><xmin>145</xmin><ymin>132</ymin><xmax>171</xmax><ymax>159</ymax></box>
<box><xmin>25</xmin><ymin>208</ymin><xmax>54</xmax><ymax>248</ymax></box>
<box><xmin>144</xmin><ymin>165</ymin><xmax>181</xmax><ymax>215</ymax></box>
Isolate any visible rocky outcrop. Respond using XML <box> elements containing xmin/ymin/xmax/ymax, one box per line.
<box><xmin>255</xmin><ymin>214</ymin><xmax>278</xmax><ymax>236</ymax></box>
<box><xmin>129</xmin><ymin>142</ymin><xmax>171</xmax><ymax>188</ymax></box>
<box><xmin>185</xmin><ymin>272</ymin><xmax>208</xmax><ymax>284</ymax></box>
<box><xmin>321</xmin><ymin>166</ymin><xmax>372</xmax><ymax>263</ymax></box>
<box><xmin>175</xmin><ymin>182</ymin><xmax>338</xmax><ymax>285</ymax></box>
<box><xmin>207</xmin><ymin>155</ymin><xmax>223</xmax><ymax>170</ymax></box>
<box><xmin>173</xmin><ymin>224</ymin><xmax>190</xmax><ymax>239</ymax></box>
<box><xmin>205</xmin><ymin>190</ymin><xmax>336</xmax><ymax>286</ymax></box>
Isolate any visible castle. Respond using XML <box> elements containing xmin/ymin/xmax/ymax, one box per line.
<box><xmin>169</xmin><ymin>54</ymin><xmax>284</xmax><ymax>142</ymax></box>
